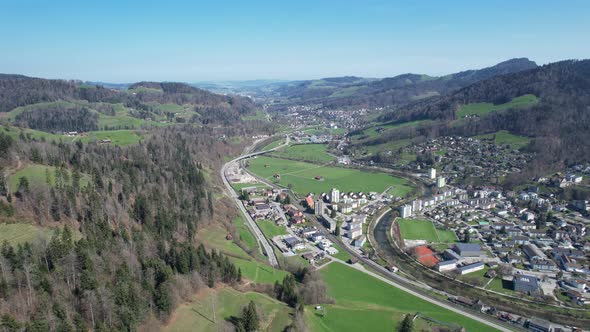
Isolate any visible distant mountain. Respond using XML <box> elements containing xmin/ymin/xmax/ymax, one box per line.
<box><xmin>271</xmin><ymin>58</ymin><xmax>538</xmax><ymax>108</ymax></box>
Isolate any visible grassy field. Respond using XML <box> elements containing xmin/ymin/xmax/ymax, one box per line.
<box><xmin>79</xmin><ymin>130</ymin><xmax>144</xmax><ymax>146</ymax></box>
<box><xmin>229</xmin><ymin>257</ymin><xmax>288</xmax><ymax>284</ymax></box>
<box><xmin>230</xmin><ymin>182</ymin><xmax>269</xmax><ymax>191</ymax></box>
<box><xmin>256</xmin><ymin>219</ymin><xmax>289</xmax><ymax>239</ymax></box>
<box><xmin>0</xmin><ymin>223</ymin><xmax>54</xmax><ymax>245</ymax></box>
<box><xmin>262</xmin><ymin>138</ymin><xmax>286</xmax><ymax>150</ymax></box>
<box><xmin>353</xmin><ymin>120</ymin><xmax>432</xmax><ymax>142</ymax></box>
<box><xmin>196</xmin><ymin>224</ymin><xmax>252</xmax><ymax>260</ymax></box>
<box><xmin>457</xmin><ymin>94</ymin><xmax>538</xmax><ymax>118</ymax></box>
<box><xmin>269</xmin><ymin>144</ymin><xmax>335</xmax><ymax>163</ymax></box>
<box><xmin>247</xmin><ymin>156</ymin><xmax>413</xmax><ymax>197</ymax></box>
<box><xmin>8</xmin><ymin>164</ymin><xmax>91</xmax><ymax>192</ymax></box>
<box><xmin>242</xmin><ymin>110</ymin><xmax>268</xmax><ymax>121</ymax></box>
<box><xmin>233</xmin><ymin>217</ymin><xmax>258</xmax><ymax>251</ymax></box>
<box><xmin>398</xmin><ymin>219</ymin><xmax>456</xmax><ymax>243</ymax></box>
<box><xmin>306</xmin><ymin>262</ymin><xmax>499</xmax><ymax>332</ymax></box>
<box><xmin>474</xmin><ymin>130</ymin><xmax>531</xmax><ymax>149</ymax></box>
<box><xmin>163</xmin><ymin>287</ymin><xmax>292</xmax><ymax>332</ymax></box>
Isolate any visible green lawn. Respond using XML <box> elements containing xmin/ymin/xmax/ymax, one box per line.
<box><xmin>247</xmin><ymin>156</ymin><xmax>413</xmax><ymax>197</ymax></box>
<box><xmin>229</xmin><ymin>257</ymin><xmax>288</xmax><ymax>284</ymax></box>
<box><xmin>164</xmin><ymin>287</ymin><xmax>292</xmax><ymax>332</ymax></box>
<box><xmin>457</xmin><ymin>94</ymin><xmax>538</xmax><ymax>118</ymax></box>
<box><xmin>474</xmin><ymin>130</ymin><xmax>531</xmax><ymax>149</ymax></box>
<box><xmin>0</xmin><ymin>223</ymin><xmax>54</xmax><ymax>245</ymax></box>
<box><xmin>330</xmin><ymin>242</ymin><xmax>352</xmax><ymax>262</ymax></box>
<box><xmin>8</xmin><ymin>164</ymin><xmax>90</xmax><ymax>192</ymax></box>
<box><xmin>398</xmin><ymin>219</ymin><xmax>456</xmax><ymax>243</ymax></box>
<box><xmin>256</xmin><ymin>219</ymin><xmax>289</xmax><ymax>239</ymax></box>
<box><xmin>230</xmin><ymin>182</ymin><xmax>269</xmax><ymax>191</ymax></box>
<box><xmin>307</xmin><ymin>262</ymin><xmax>499</xmax><ymax>332</ymax></box>
<box><xmin>269</xmin><ymin>144</ymin><xmax>335</xmax><ymax>163</ymax></box>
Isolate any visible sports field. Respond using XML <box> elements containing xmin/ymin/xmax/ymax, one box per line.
<box><xmin>306</xmin><ymin>262</ymin><xmax>498</xmax><ymax>332</ymax></box>
<box><xmin>163</xmin><ymin>287</ymin><xmax>292</xmax><ymax>332</ymax></box>
<box><xmin>270</xmin><ymin>144</ymin><xmax>335</xmax><ymax>163</ymax></box>
<box><xmin>247</xmin><ymin>156</ymin><xmax>413</xmax><ymax>196</ymax></box>
<box><xmin>397</xmin><ymin>219</ymin><xmax>457</xmax><ymax>243</ymax></box>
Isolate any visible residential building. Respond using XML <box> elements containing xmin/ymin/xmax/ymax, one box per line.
<box><xmin>436</xmin><ymin>177</ymin><xmax>446</xmax><ymax>188</ymax></box>
<box><xmin>315</xmin><ymin>199</ymin><xmax>324</xmax><ymax>216</ymax></box>
<box><xmin>284</xmin><ymin>237</ymin><xmax>305</xmax><ymax>250</ymax></box>
<box><xmin>399</xmin><ymin>204</ymin><xmax>412</xmax><ymax>218</ymax></box>
<box><xmin>330</xmin><ymin>188</ymin><xmax>340</xmax><ymax>203</ymax></box>
<box><xmin>353</xmin><ymin>235</ymin><xmax>366</xmax><ymax>248</ymax></box>
<box><xmin>429</xmin><ymin>168</ymin><xmax>436</xmax><ymax>179</ymax></box>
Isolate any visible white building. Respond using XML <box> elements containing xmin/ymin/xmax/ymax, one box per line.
<box><xmin>412</xmin><ymin>199</ymin><xmax>423</xmax><ymax>213</ymax></box>
<box><xmin>315</xmin><ymin>199</ymin><xmax>325</xmax><ymax>216</ymax></box>
<box><xmin>399</xmin><ymin>204</ymin><xmax>413</xmax><ymax>218</ymax></box>
<box><xmin>429</xmin><ymin>168</ymin><xmax>437</xmax><ymax>180</ymax></box>
<box><xmin>330</xmin><ymin>188</ymin><xmax>340</xmax><ymax>203</ymax></box>
<box><xmin>436</xmin><ymin>177</ymin><xmax>446</xmax><ymax>188</ymax></box>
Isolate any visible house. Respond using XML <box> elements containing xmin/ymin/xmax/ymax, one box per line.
<box><xmin>522</xmin><ymin>243</ymin><xmax>545</xmax><ymax>261</ymax></box>
<box><xmin>530</xmin><ymin>258</ymin><xmax>557</xmax><ymax>271</ymax></box>
<box><xmin>284</xmin><ymin>237</ymin><xmax>305</xmax><ymax>250</ymax></box>
<box><xmin>305</xmin><ymin>196</ymin><xmax>315</xmax><ymax>209</ymax></box>
<box><xmin>318</xmin><ymin>239</ymin><xmax>333</xmax><ymax>250</ymax></box>
<box><xmin>513</xmin><ymin>274</ymin><xmax>540</xmax><ymax>294</ymax></box>
<box><xmin>458</xmin><ymin>261</ymin><xmax>485</xmax><ymax>275</ymax></box>
<box><xmin>453</xmin><ymin>243</ymin><xmax>483</xmax><ymax>257</ymax></box>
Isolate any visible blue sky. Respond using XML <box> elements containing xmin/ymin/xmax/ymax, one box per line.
<box><xmin>1</xmin><ymin>0</ymin><xmax>588</xmax><ymax>82</ymax></box>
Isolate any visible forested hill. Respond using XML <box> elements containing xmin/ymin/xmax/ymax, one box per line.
<box><xmin>0</xmin><ymin>75</ymin><xmax>258</xmax><ymax>119</ymax></box>
<box><xmin>271</xmin><ymin>58</ymin><xmax>537</xmax><ymax>108</ymax></box>
<box><xmin>360</xmin><ymin>59</ymin><xmax>590</xmax><ymax>177</ymax></box>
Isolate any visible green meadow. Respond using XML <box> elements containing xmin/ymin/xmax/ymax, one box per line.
<box><xmin>0</xmin><ymin>223</ymin><xmax>54</xmax><ymax>245</ymax></box>
<box><xmin>269</xmin><ymin>143</ymin><xmax>335</xmax><ymax>163</ymax></box>
<box><xmin>163</xmin><ymin>287</ymin><xmax>292</xmax><ymax>332</ymax></box>
<box><xmin>8</xmin><ymin>164</ymin><xmax>91</xmax><ymax>192</ymax></box>
<box><xmin>457</xmin><ymin>94</ymin><xmax>538</xmax><ymax>118</ymax></box>
<box><xmin>306</xmin><ymin>262</ymin><xmax>498</xmax><ymax>332</ymax></box>
<box><xmin>474</xmin><ymin>130</ymin><xmax>531</xmax><ymax>149</ymax></box>
<box><xmin>247</xmin><ymin>156</ymin><xmax>413</xmax><ymax>197</ymax></box>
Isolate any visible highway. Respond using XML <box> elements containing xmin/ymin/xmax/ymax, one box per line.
<box><xmin>219</xmin><ymin>135</ymin><xmax>289</xmax><ymax>268</ymax></box>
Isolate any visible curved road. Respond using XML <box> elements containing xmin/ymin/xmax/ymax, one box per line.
<box><xmin>220</xmin><ymin>135</ymin><xmax>290</xmax><ymax>268</ymax></box>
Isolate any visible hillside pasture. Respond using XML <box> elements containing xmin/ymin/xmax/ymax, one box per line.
<box><xmin>474</xmin><ymin>130</ymin><xmax>531</xmax><ymax>149</ymax></box>
<box><xmin>0</xmin><ymin>223</ymin><xmax>53</xmax><ymax>245</ymax></box>
<box><xmin>163</xmin><ymin>287</ymin><xmax>292</xmax><ymax>332</ymax></box>
<box><xmin>457</xmin><ymin>94</ymin><xmax>538</xmax><ymax>118</ymax></box>
<box><xmin>8</xmin><ymin>164</ymin><xmax>90</xmax><ymax>192</ymax></box>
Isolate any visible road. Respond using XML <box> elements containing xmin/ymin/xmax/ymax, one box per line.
<box><xmin>220</xmin><ymin>135</ymin><xmax>290</xmax><ymax>267</ymax></box>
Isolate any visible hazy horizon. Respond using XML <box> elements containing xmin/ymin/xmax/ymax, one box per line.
<box><xmin>1</xmin><ymin>0</ymin><xmax>589</xmax><ymax>82</ymax></box>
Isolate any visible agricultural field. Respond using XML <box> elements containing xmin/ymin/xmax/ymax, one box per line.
<box><xmin>474</xmin><ymin>130</ymin><xmax>531</xmax><ymax>149</ymax></box>
<box><xmin>306</xmin><ymin>262</ymin><xmax>498</xmax><ymax>332</ymax></box>
<box><xmin>163</xmin><ymin>287</ymin><xmax>292</xmax><ymax>332</ymax></box>
<box><xmin>247</xmin><ymin>156</ymin><xmax>413</xmax><ymax>197</ymax></box>
<box><xmin>457</xmin><ymin>94</ymin><xmax>538</xmax><ymax>118</ymax></box>
<box><xmin>398</xmin><ymin>219</ymin><xmax>457</xmax><ymax>243</ymax></box>
<box><xmin>8</xmin><ymin>164</ymin><xmax>90</xmax><ymax>192</ymax></box>
<box><xmin>269</xmin><ymin>144</ymin><xmax>335</xmax><ymax>163</ymax></box>
<box><xmin>0</xmin><ymin>223</ymin><xmax>54</xmax><ymax>245</ymax></box>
